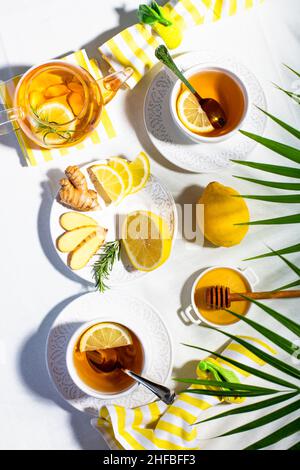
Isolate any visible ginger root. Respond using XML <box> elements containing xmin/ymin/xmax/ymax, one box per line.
<box><xmin>59</xmin><ymin>166</ymin><xmax>99</xmax><ymax>211</ymax></box>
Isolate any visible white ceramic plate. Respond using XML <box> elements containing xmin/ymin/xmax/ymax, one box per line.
<box><xmin>144</xmin><ymin>50</ymin><xmax>267</xmax><ymax>172</ymax></box>
<box><xmin>50</xmin><ymin>159</ymin><xmax>177</xmax><ymax>286</ymax></box>
<box><xmin>46</xmin><ymin>292</ymin><xmax>173</xmax><ymax>414</ymax></box>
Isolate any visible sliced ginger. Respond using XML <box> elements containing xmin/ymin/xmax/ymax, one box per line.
<box><xmin>57</xmin><ymin>226</ymin><xmax>97</xmax><ymax>252</ymax></box>
<box><xmin>59</xmin><ymin>212</ymin><xmax>98</xmax><ymax>231</ymax></box>
<box><xmin>68</xmin><ymin>229</ymin><xmax>107</xmax><ymax>270</ymax></box>
<box><xmin>59</xmin><ymin>165</ymin><xmax>99</xmax><ymax>211</ymax></box>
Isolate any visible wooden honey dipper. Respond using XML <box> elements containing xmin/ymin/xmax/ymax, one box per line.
<box><xmin>206</xmin><ymin>285</ymin><xmax>300</xmax><ymax>310</ymax></box>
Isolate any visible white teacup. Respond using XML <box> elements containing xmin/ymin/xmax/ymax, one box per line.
<box><xmin>66</xmin><ymin>318</ymin><xmax>149</xmax><ymax>399</ymax></box>
<box><xmin>183</xmin><ymin>266</ymin><xmax>259</xmax><ymax>328</ymax></box>
<box><xmin>170</xmin><ymin>64</ymin><xmax>249</xmax><ymax>143</ymax></box>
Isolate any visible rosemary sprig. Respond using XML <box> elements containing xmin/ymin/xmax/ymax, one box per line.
<box><xmin>92</xmin><ymin>240</ymin><xmax>121</xmax><ymax>293</ymax></box>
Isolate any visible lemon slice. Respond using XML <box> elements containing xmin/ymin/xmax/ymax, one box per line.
<box><xmin>122</xmin><ymin>211</ymin><xmax>172</xmax><ymax>272</ymax></box>
<box><xmin>177</xmin><ymin>90</ymin><xmax>214</xmax><ymax>134</ymax></box>
<box><xmin>33</xmin><ymin>101</ymin><xmax>75</xmax><ymax>145</ymax></box>
<box><xmin>88</xmin><ymin>164</ymin><xmax>126</xmax><ymax>204</ymax></box>
<box><xmin>79</xmin><ymin>322</ymin><xmax>133</xmax><ymax>352</ymax></box>
<box><xmin>128</xmin><ymin>152</ymin><xmax>150</xmax><ymax>194</ymax></box>
<box><xmin>108</xmin><ymin>157</ymin><xmax>133</xmax><ymax>195</ymax></box>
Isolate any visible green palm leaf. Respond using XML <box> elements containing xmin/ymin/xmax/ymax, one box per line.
<box><xmin>274</xmin><ymin>84</ymin><xmax>300</xmax><ymax>104</ymax></box>
<box><xmin>236</xmin><ymin>194</ymin><xmax>300</xmax><ymax>203</ymax></box>
<box><xmin>181</xmin><ymin>389</ymin><xmax>277</xmax><ymax>398</ymax></box>
<box><xmin>225</xmin><ymin>309</ymin><xmax>295</xmax><ymax>354</ymax></box>
<box><xmin>273</xmin><ymin>252</ymin><xmax>300</xmax><ymax>276</ymax></box>
<box><xmin>231</xmin><ymin>160</ymin><xmax>300</xmax><ymax>178</ymax></box>
<box><xmin>218</xmin><ymin>399</ymin><xmax>300</xmax><ymax>437</ymax></box>
<box><xmin>245</xmin><ymin>418</ymin><xmax>300</xmax><ymax>449</ymax></box>
<box><xmin>275</xmin><ymin>279</ymin><xmax>300</xmax><ymax>291</ymax></box>
<box><xmin>238</xmin><ymin>131</ymin><xmax>300</xmax><ymax>164</ymax></box>
<box><xmin>234</xmin><ymin>175</ymin><xmax>300</xmax><ymax>191</ymax></box>
<box><xmin>175</xmin><ymin>378</ymin><xmax>279</xmax><ymax>393</ymax></box>
<box><xmin>283</xmin><ymin>64</ymin><xmax>300</xmax><ymax>79</ymax></box>
<box><xmin>289</xmin><ymin>441</ymin><xmax>300</xmax><ymax>450</ymax></box>
<box><xmin>236</xmin><ymin>213</ymin><xmax>300</xmax><ymax>226</ymax></box>
<box><xmin>255</xmin><ymin>106</ymin><xmax>300</xmax><ymax>140</ymax></box>
<box><xmin>202</xmin><ymin>326</ymin><xmax>300</xmax><ymax>380</ymax></box>
<box><xmin>196</xmin><ymin>392</ymin><xmax>298</xmax><ymax>425</ymax></box>
<box><xmin>238</xmin><ymin>296</ymin><xmax>300</xmax><ymax>337</ymax></box>
<box><xmin>182</xmin><ymin>344</ymin><xmax>298</xmax><ymax>390</ymax></box>
<box><xmin>244</xmin><ymin>243</ymin><xmax>300</xmax><ymax>260</ymax></box>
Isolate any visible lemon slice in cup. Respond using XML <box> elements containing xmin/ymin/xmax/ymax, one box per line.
<box><xmin>33</xmin><ymin>101</ymin><xmax>75</xmax><ymax>145</ymax></box>
<box><xmin>122</xmin><ymin>210</ymin><xmax>172</xmax><ymax>272</ymax></box>
<box><xmin>177</xmin><ymin>90</ymin><xmax>214</xmax><ymax>134</ymax></box>
<box><xmin>79</xmin><ymin>322</ymin><xmax>133</xmax><ymax>352</ymax></box>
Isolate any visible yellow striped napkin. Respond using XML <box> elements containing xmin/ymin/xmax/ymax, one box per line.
<box><xmin>92</xmin><ymin>336</ymin><xmax>276</xmax><ymax>450</ymax></box>
<box><xmin>0</xmin><ymin>50</ymin><xmax>116</xmax><ymax>167</ymax></box>
<box><xmin>99</xmin><ymin>0</ymin><xmax>262</xmax><ymax>89</ymax></box>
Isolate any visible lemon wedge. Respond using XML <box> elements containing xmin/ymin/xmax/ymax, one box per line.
<box><xmin>108</xmin><ymin>157</ymin><xmax>133</xmax><ymax>195</ymax></box>
<box><xmin>79</xmin><ymin>322</ymin><xmax>133</xmax><ymax>352</ymax></box>
<box><xmin>122</xmin><ymin>211</ymin><xmax>172</xmax><ymax>272</ymax></box>
<box><xmin>177</xmin><ymin>90</ymin><xmax>214</xmax><ymax>134</ymax></box>
<box><xmin>128</xmin><ymin>152</ymin><xmax>150</xmax><ymax>194</ymax></box>
<box><xmin>88</xmin><ymin>164</ymin><xmax>126</xmax><ymax>204</ymax></box>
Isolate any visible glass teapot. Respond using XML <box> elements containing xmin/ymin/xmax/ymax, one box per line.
<box><xmin>0</xmin><ymin>61</ymin><xmax>133</xmax><ymax>148</ymax></box>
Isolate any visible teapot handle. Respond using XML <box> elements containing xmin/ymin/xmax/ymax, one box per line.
<box><xmin>97</xmin><ymin>67</ymin><xmax>133</xmax><ymax>105</ymax></box>
<box><xmin>0</xmin><ymin>107</ymin><xmax>23</xmax><ymax>135</ymax></box>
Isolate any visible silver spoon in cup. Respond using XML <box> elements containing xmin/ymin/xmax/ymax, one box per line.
<box><xmin>155</xmin><ymin>45</ymin><xmax>227</xmax><ymax>129</ymax></box>
<box><xmin>86</xmin><ymin>349</ymin><xmax>176</xmax><ymax>405</ymax></box>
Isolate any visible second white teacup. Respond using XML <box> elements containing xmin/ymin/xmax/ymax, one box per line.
<box><xmin>170</xmin><ymin>64</ymin><xmax>249</xmax><ymax>144</ymax></box>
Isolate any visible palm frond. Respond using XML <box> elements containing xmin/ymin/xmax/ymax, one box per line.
<box><xmin>218</xmin><ymin>399</ymin><xmax>300</xmax><ymax>437</ymax></box>
<box><xmin>225</xmin><ymin>309</ymin><xmax>295</xmax><ymax>354</ymax></box>
<box><xmin>201</xmin><ymin>326</ymin><xmax>300</xmax><ymax>380</ymax></box>
<box><xmin>182</xmin><ymin>344</ymin><xmax>298</xmax><ymax>390</ymax></box>
<box><xmin>245</xmin><ymin>418</ymin><xmax>300</xmax><ymax>449</ymax></box>
<box><xmin>238</xmin><ymin>296</ymin><xmax>300</xmax><ymax>337</ymax></box>
<box><xmin>231</xmin><ymin>160</ymin><xmax>300</xmax><ymax>178</ymax></box>
<box><xmin>244</xmin><ymin>243</ymin><xmax>300</xmax><ymax>260</ymax></box>
<box><xmin>236</xmin><ymin>214</ymin><xmax>300</xmax><ymax>226</ymax></box>
<box><xmin>274</xmin><ymin>279</ymin><xmax>300</xmax><ymax>291</ymax></box>
<box><xmin>273</xmin><ymin>84</ymin><xmax>300</xmax><ymax>105</ymax></box>
<box><xmin>255</xmin><ymin>106</ymin><xmax>300</xmax><ymax>140</ymax></box>
<box><xmin>234</xmin><ymin>175</ymin><xmax>300</xmax><ymax>191</ymax></box>
<box><xmin>175</xmin><ymin>378</ymin><xmax>279</xmax><ymax>393</ymax></box>
<box><xmin>238</xmin><ymin>131</ymin><xmax>300</xmax><ymax>164</ymax></box>
<box><xmin>196</xmin><ymin>392</ymin><xmax>298</xmax><ymax>425</ymax></box>
<box><xmin>283</xmin><ymin>64</ymin><xmax>300</xmax><ymax>79</ymax></box>
<box><xmin>235</xmin><ymin>194</ymin><xmax>300</xmax><ymax>203</ymax></box>
<box><xmin>272</xmin><ymin>251</ymin><xmax>300</xmax><ymax>277</ymax></box>
<box><xmin>180</xmin><ymin>389</ymin><xmax>278</xmax><ymax>398</ymax></box>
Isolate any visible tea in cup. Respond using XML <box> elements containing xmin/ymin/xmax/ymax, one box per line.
<box><xmin>66</xmin><ymin>319</ymin><xmax>145</xmax><ymax>398</ymax></box>
<box><xmin>170</xmin><ymin>65</ymin><xmax>249</xmax><ymax>143</ymax></box>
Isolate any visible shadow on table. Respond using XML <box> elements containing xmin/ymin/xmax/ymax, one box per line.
<box><xmin>18</xmin><ymin>293</ymin><xmax>108</xmax><ymax>450</ymax></box>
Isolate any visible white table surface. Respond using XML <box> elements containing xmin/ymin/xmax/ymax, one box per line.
<box><xmin>0</xmin><ymin>0</ymin><xmax>299</xmax><ymax>450</ymax></box>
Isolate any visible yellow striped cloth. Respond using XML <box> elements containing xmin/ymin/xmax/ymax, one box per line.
<box><xmin>0</xmin><ymin>50</ymin><xmax>116</xmax><ymax>167</ymax></box>
<box><xmin>99</xmin><ymin>0</ymin><xmax>262</xmax><ymax>89</ymax></box>
<box><xmin>91</xmin><ymin>336</ymin><xmax>276</xmax><ymax>450</ymax></box>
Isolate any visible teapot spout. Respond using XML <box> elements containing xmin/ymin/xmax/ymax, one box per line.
<box><xmin>98</xmin><ymin>67</ymin><xmax>133</xmax><ymax>104</ymax></box>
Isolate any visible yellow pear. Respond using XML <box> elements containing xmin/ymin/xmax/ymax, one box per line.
<box><xmin>198</xmin><ymin>182</ymin><xmax>249</xmax><ymax>247</ymax></box>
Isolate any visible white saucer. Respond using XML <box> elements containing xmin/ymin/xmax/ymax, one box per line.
<box><xmin>46</xmin><ymin>292</ymin><xmax>173</xmax><ymax>415</ymax></box>
<box><xmin>144</xmin><ymin>50</ymin><xmax>267</xmax><ymax>172</ymax></box>
<box><xmin>50</xmin><ymin>159</ymin><xmax>177</xmax><ymax>286</ymax></box>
